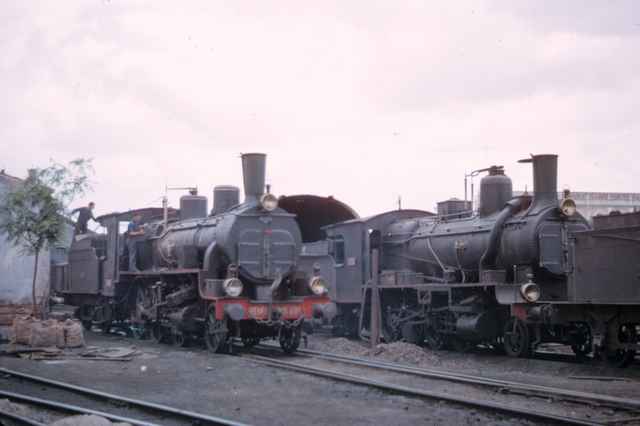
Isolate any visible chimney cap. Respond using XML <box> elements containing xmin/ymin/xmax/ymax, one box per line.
<box><xmin>518</xmin><ymin>153</ymin><xmax>558</xmax><ymax>163</ymax></box>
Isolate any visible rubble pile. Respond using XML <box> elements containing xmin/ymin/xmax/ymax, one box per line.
<box><xmin>10</xmin><ymin>316</ymin><xmax>85</xmax><ymax>349</ymax></box>
<box><xmin>309</xmin><ymin>337</ymin><xmax>370</xmax><ymax>356</ymax></box>
<box><xmin>309</xmin><ymin>337</ymin><xmax>442</xmax><ymax>366</ymax></box>
<box><xmin>367</xmin><ymin>341</ymin><xmax>441</xmax><ymax>366</ymax></box>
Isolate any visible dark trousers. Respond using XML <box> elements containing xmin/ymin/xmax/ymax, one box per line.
<box><xmin>75</xmin><ymin>221</ymin><xmax>88</xmax><ymax>235</ymax></box>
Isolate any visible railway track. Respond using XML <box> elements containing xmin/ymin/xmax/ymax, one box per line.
<box><xmin>0</xmin><ymin>367</ymin><xmax>249</xmax><ymax>426</ymax></box>
<box><xmin>243</xmin><ymin>343</ymin><xmax>640</xmax><ymax>426</ymax></box>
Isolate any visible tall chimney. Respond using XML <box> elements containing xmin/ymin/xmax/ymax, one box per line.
<box><xmin>241</xmin><ymin>153</ymin><xmax>266</xmax><ymax>202</ymax></box>
<box><xmin>518</xmin><ymin>154</ymin><xmax>558</xmax><ymax>209</ymax></box>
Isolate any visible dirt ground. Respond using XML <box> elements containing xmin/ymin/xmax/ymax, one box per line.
<box><xmin>308</xmin><ymin>336</ymin><xmax>640</xmax><ymax>399</ymax></box>
<box><xmin>0</xmin><ymin>331</ymin><xmax>567</xmax><ymax>426</ymax></box>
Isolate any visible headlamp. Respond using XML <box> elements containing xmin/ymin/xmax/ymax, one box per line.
<box><xmin>260</xmin><ymin>193</ymin><xmax>278</xmax><ymax>212</ymax></box>
<box><xmin>223</xmin><ymin>278</ymin><xmax>243</xmax><ymax>297</ymax></box>
<box><xmin>309</xmin><ymin>276</ymin><xmax>328</xmax><ymax>295</ymax></box>
<box><xmin>520</xmin><ymin>282</ymin><xmax>540</xmax><ymax>303</ymax></box>
<box><xmin>560</xmin><ymin>198</ymin><xmax>577</xmax><ymax>217</ymax></box>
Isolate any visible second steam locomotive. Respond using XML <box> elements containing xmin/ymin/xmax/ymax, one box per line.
<box><xmin>312</xmin><ymin>154</ymin><xmax>639</xmax><ymax>366</ymax></box>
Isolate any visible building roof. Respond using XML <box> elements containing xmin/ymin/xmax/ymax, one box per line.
<box><xmin>324</xmin><ymin>208</ymin><xmax>433</xmax><ymax>229</ymax></box>
<box><xmin>0</xmin><ymin>170</ymin><xmax>23</xmax><ymax>186</ymax></box>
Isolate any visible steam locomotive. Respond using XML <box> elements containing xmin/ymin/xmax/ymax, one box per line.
<box><xmin>52</xmin><ymin>153</ymin><xmax>333</xmax><ymax>353</ymax></box>
<box><xmin>312</xmin><ymin>154</ymin><xmax>639</xmax><ymax>366</ymax></box>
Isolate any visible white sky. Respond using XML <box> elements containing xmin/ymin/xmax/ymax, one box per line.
<box><xmin>1</xmin><ymin>1</ymin><xmax>639</xmax><ymax>217</ymax></box>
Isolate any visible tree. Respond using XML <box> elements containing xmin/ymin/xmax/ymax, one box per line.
<box><xmin>0</xmin><ymin>159</ymin><xmax>93</xmax><ymax>318</ymax></box>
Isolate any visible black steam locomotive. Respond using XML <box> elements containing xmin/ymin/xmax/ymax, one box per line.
<box><xmin>313</xmin><ymin>154</ymin><xmax>639</xmax><ymax>366</ymax></box>
<box><xmin>52</xmin><ymin>153</ymin><xmax>333</xmax><ymax>353</ymax></box>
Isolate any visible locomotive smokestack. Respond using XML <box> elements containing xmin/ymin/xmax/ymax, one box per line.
<box><xmin>518</xmin><ymin>154</ymin><xmax>558</xmax><ymax>209</ymax></box>
<box><xmin>241</xmin><ymin>153</ymin><xmax>266</xmax><ymax>202</ymax></box>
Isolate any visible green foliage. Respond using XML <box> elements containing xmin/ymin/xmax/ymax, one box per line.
<box><xmin>38</xmin><ymin>158</ymin><xmax>95</xmax><ymax>212</ymax></box>
<box><xmin>0</xmin><ymin>158</ymin><xmax>94</xmax><ymax>254</ymax></box>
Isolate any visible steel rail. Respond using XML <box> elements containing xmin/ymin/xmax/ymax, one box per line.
<box><xmin>0</xmin><ymin>367</ymin><xmax>249</xmax><ymax>426</ymax></box>
<box><xmin>0</xmin><ymin>390</ymin><xmax>159</xmax><ymax>426</ymax></box>
<box><xmin>0</xmin><ymin>408</ymin><xmax>47</xmax><ymax>426</ymax></box>
<box><xmin>259</xmin><ymin>343</ymin><xmax>640</xmax><ymax>411</ymax></box>
<box><xmin>243</xmin><ymin>353</ymin><xmax>602</xmax><ymax>426</ymax></box>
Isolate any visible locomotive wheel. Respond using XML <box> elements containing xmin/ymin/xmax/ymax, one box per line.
<box><xmin>570</xmin><ymin>323</ymin><xmax>593</xmax><ymax>361</ymax></box>
<box><xmin>172</xmin><ymin>332</ymin><xmax>187</xmax><ymax>348</ymax></box>
<box><xmin>279</xmin><ymin>325</ymin><xmax>301</xmax><ymax>354</ymax></box>
<box><xmin>93</xmin><ymin>304</ymin><xmax>113</xmax><ymax>334</ymax></box>
<box><xmin>401</xmin><ymin>322</ymin><xmax>424</xmax><ymax>345</ymax></box>
<box><xmin>383</xmin><ymin>313</ymin><xmax>403</xmax><ymax>343</ymax></box>
<box><xmin>100</xmin><ymin>321</ymin><xmax>113</xmax><ymax>334</ymax></box>
<box><xmin>451</xmin><ymin>337</ymin><xmax>474</xmax><ymax>353</ymax></box>
<box><xmin>602</xmin><ymin>348</ymin><xmax>636</xmax><ymax>368</ymax></box>
<box><xmin>133</xmin><ymin>286</ymin><xmax>152</xmax><ymax>324</ymax></box>
<box><xmin>601</xmin><ymin>324</ymin><xmax>637</xmax><ymax>368</ymax></box>
<box><xmin>152</xmin><ymin>323</ymin><xmax>165</xmax><ymax>344</ymax></box>
<box><xmin>490</xmin><ymin>336</ymin><xmax>506</xmax><ymax>355</ymax></box>
<box><xmin>241</xmin><ymin>336</ymin><xmax>260</xmax><ymax>348</ymax></box>
<box><xmin>78</xmin><ymin>305</ymin><xmax>94</xmax><ymax>331</ymax></box>
<box><xmin>503</xmin><ymin>318</ymin><xmax>531</xmax><ymax>358</ymax></box>
<box><xmin>331</xmin><ymin>315</ymin><xmax>347</xmax><ymax>337</ymax></box>
<box><xmin>425</xmin><ymin>329</ymin><xmax>446</xmax><ymax>350</ymax></box>
<box><xmin>204</xmin><ymin>306</ymin><xmax>228</xmax><ymax>354</ymax></box>
<box><xmin>129</xmin><ymin>324</ymin><xmax>149</xmax><ymax>340</ymax></box>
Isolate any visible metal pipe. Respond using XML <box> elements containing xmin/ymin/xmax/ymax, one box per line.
<box><xmin>479</xmin><ymin>197</ymin><xmax>524</xmax><ymax>273</ymax></box>
<box><xmin>162</xmin><ymin>195</ymin><xmax>168</xmax><ymax>230</ymax></box>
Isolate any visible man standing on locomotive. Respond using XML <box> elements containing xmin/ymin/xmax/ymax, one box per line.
<box><xmin>70</xmin><ymin>202</ymin><xmax>96</xmax><ymax>236</ymax></box>
<box><xmin>127</xmin><ymin>214</ymin><xmax>145</xmax><ymax>273</ymax></box>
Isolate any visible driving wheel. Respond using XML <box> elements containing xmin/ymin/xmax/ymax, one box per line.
<box><xmin>503</xmin><ymin>317</ymin><xmax>531</xmax><ymax>358</ymax></box>
<box><xmin>204</xmin><ymin>305</ymin><xmax>228</xmax><ymax>353</ymax></box>
<box><xmin>601</xmin><ymin>324</ymin><xmax>637</xmax><ymax>368</ymax></box>
<box><xmin>425</xmin><ymin>328</ymin><xmax>446</xmax><ymax>350</ymax></box>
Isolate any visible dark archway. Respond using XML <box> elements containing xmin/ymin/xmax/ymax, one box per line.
<box><xmin>279</xmin><ymin>195</ymin><xmax>358</xmax><ymax>243</ymax></box>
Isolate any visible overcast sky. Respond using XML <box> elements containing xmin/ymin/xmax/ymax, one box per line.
<box><xmin>1</xmin><ymin>1</ymin><xmax>639</xmax><ymax>218</ymax></box>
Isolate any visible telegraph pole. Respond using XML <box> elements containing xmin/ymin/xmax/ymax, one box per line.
<box><xmin>370</xmin><ymin>248</ymin><xmax>381</xmax><ymax>347</ymax></box>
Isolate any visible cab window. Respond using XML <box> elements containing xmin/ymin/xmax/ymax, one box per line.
<box><xmin>331</xmin><ymin>235</ymin><xmax>345</xmax><ymax>267</ymax></box>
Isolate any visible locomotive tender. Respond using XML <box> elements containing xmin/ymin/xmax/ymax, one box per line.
<box><xmin>53</xmin><ymin>153</ymin><xmax>333</xmax><ymax>353</ymax></box>
<box><xmin>319</xmin><ymin>154</ymin><xmax>639</xmax><ymax>366</ymax></box>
